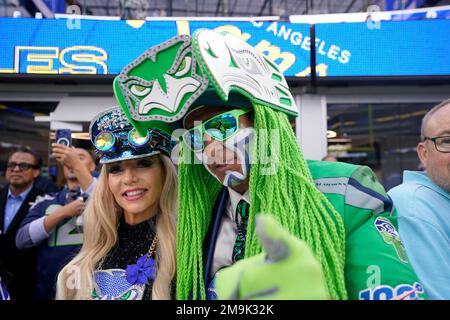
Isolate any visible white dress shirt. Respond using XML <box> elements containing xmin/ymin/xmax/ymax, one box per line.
<box><xmin>211</xmin><ymin>187</ymin><xmax>250</xmax><ymax>277</ymax></box>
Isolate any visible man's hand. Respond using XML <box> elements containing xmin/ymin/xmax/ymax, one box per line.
<box><xmin>215</xmin><ymin>214</ymin><xmax>329</xmax><ymax>300</ymax></box>
<box><xmin>62</xmin><ymin>199</ymin><xmax>85</xmax><ymax>218</ymax></box>
<box><xmin>44</xmin><ymin>199</ymin><xmax>85</xmax><ymax>234</ymax></box>
<box><xmin>51</xmin><ymin>143</ymin><xmax>94</xmax><ymax>192</ymax></box>
<box><xmin>51</xmin><ymin>143</ymin><xmax>82</xmax><ymax>170</ymax></box>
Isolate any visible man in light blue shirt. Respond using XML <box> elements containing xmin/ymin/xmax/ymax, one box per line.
<box><xmin>1</xmin><ymin>149</ymin><xmax>41</xmax><ymax>233</ymax></box>
<box><xmin>0</xmin><ymin>147</ymin><xmax>44</xmax><ymax>299</ymax></box>
<box><xmin>388</xmin><ymin>99</ymin><xmax>450</xmax><ymax>300</ymax></box>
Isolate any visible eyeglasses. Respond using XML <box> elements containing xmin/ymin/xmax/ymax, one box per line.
<box><xmin>184</xmin><ymin>109</ymin><xmax>250</xmax><ymax>151</ymax></box>
<box><xmin>6</xmin><ymin>162</ymin><xmax>37</xmax><ymax>171</ymax></box>
<box><xmin>423</xmin><ymin>136</ymin><xmax>450</xmax><ymax>153</ymax></box>
<box><xmin>94</xmin><ymin>128</ymin><xmax>170</xmax><ymax>154</ymax></box>
<box><xmin>95</xmin><ymin>128</ymin><xmax>152</xmax><ymax>153</ymax></box>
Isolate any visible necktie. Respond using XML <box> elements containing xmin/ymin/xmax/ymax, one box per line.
<box><xmin>232</xmin><ymin>199</ymin><xmax>250</xmax><ymax>262</ymax></box>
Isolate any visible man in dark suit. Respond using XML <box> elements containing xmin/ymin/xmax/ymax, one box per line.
<box><xmin>0</xmin><ymin>147</ymin><xmax>44</xmax><ymax>300</ymax></box>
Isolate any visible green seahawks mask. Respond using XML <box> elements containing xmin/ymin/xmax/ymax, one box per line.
<box><xmin>114</xmin><ymin>29</ymin><xmax>298</xmax><ymax>136</ymax></box>
<box><xmin>114</xmin><ymin>34</ymin><xmax>209</xmax><ymax>136</ymax></box>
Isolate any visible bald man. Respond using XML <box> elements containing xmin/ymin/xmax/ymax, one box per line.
<box><xmin>388</xmin><ymin>99</ymin><xmax>450</xmax><ymax>299</ymax></box>
<box><xmin>16</xmin><ymin>144</ymin><xmax>97</xmax><ymax>299</ymax></box>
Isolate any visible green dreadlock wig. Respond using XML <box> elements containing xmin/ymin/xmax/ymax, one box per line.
<box><xmin>176</xmin><ymin>104</ymin><xmax>347</xmax><ymax>300</ymax></box>
<box><xmin>113</xmin><ymin>28</ymin><xmax>348</xmax><ymax>300</ymax></box>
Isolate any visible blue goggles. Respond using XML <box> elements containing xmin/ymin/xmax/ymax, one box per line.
<box><xmin>94</xmin><ymin>128</ymin><xmax>173</xmax><ymax>160</ymax></box>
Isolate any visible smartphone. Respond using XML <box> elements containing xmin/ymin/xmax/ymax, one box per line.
<box><xmin>55</xmin><ymin>129</ymin><xmax>72</xmax><ymax>147</ymax></box>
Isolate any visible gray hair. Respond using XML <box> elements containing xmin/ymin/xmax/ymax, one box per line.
<box><xmin>421</xmin><ymin>99</ymin><xmax>450</xmax><ymax>140</ymax></box>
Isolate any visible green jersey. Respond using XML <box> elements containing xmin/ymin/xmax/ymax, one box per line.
<box><xmin>308</xmin><ymin>160</ymin><xmax>426</xmax><ymax>300</ymax></box>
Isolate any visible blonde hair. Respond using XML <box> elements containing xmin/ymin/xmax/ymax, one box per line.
<box><xmin>56</xmin><ymin>154</ymin><xmax>177</xmax><ymax>300</ymax></box>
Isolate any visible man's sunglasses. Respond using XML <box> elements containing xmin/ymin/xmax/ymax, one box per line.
<box><xmin>183</xmin><ymin>109</ymin><xmax>250</xmax><ymax>151</ymax></box>
<box><xmin>7</xmin><ymin>162</ymin><xmax>38</xmax><ymax>171</ymax></box>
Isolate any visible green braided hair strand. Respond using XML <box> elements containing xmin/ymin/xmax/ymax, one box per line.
<box><xmin>176</xmin><ymin>157</ymin><xmax>222</xmax><ymax>300</ymax></box>
<box><xmin>246</xmin><ymin>104</ymin><xmax>348</xmax><ymax>299</ymax></box>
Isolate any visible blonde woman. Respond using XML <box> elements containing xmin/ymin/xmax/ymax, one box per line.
<box><xmin>56</xmin><ymin>107</ymin><xmax>177</xmax><ymax>300</ymax></box>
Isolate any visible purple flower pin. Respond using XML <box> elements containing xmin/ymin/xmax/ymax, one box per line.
<box><xmin>125</xmin><ymin>254</ymin><xmax>157</xmax><ymax>285</ymax></box>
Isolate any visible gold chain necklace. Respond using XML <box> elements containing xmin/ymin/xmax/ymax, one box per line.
<box><xmin>147</xmin><ymin>235</ymin><xmax>158</xmax><ymax>258</ymax></box>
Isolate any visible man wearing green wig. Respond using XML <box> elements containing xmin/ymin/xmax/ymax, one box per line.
<box><xmin>113</xmin><ymin>29</ymin><xmax>425</xmax><ymax>300</ymax></box>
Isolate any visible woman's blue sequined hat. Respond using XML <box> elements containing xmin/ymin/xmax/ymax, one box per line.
<box><xmin>89</xmin><ymin>107</ymin><xmax>175</xmax><ymax>164</ymax></box>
